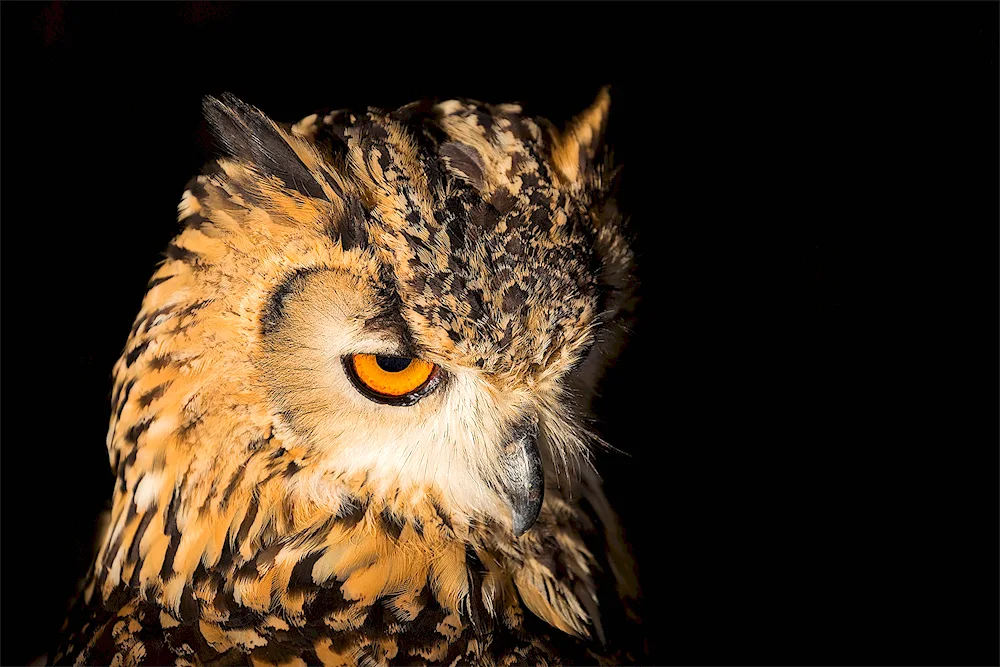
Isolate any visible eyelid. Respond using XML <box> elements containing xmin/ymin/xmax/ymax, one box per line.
<box><xmin>348</xmin><ymin>328</ymin><xmax>419</xmax><ymax>356</ymax></box>
<box><xmin>347</xmin><ymin>340</ymin><xmax>414</xmax><ymax>359</ymax></box>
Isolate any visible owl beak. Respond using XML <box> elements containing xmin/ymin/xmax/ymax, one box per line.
<box><xmin>502</xmin><ymin>418</ymin><xmax>545</xmax><ymax>537</ymax></box>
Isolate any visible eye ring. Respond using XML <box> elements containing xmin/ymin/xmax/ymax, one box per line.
<box><xmin>342</xmin><ymin>354</ymin><xmax>443</xmax><ymax>406</ymax></box>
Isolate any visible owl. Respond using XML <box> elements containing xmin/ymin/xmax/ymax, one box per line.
<box><xmin>52</xmin><ymin>88</ymin><xmax>640</xmax><ymax>666</ymax></box>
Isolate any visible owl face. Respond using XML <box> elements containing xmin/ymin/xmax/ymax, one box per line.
<box><xmin>257</xmin><ymin>259</ymin><xmax>549</xmax><ymax>534</ymax></box>
<box><xmin>109</xmin><ymin>90</ymin><xmax>633</xmax><ymax>553</ymax></box>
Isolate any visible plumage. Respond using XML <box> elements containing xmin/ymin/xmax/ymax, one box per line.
<box><xmin>52</xmin><ymin>89</ymin><xmax>640</xmax><ymax>666</ymax></box>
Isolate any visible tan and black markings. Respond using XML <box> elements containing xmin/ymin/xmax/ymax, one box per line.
<box><xmin>52</xmin><ymin>89</ymin><xmax>641</xmax><ymax>666</ymax></box>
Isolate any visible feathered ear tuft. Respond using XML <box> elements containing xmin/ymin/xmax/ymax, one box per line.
<box><xmin>547</xmin><ymin>87</ymin><xmax>612</xmax><ymax>187</ymax></box>
<box><xmin>439</xmin><ymin>141</ymin><xmax>487</xmax><ymax>191</ymax></box>
<box><xmin>202</xmin><ymin>93</ymin><xmax>329</xmax><ymax>201</ymax></box>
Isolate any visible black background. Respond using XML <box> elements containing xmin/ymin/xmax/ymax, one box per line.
<box><xmin>2</xmin><ymin>2</ymin><xmax>997</xmax><ymax>665</ymax></box>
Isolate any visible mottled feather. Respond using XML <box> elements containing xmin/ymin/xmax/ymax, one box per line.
<box><xmin>52</xmin><ymin>89</ymin><xmax>640</xmax><ymax>667</ymax></box>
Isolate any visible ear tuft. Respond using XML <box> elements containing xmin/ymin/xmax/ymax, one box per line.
<box><xmin>548</xmin><ymin>87</ymin><xmax>612</xmax><ymax>187</ymax></box>
<box><xmin>439</xmin><ymin>141</ymin><xmax>487</xmax><ymax>191</ymax></box>
<box><xmin>202</xmin><ymin>93</ymin><xmax>328</xmax><ymax>201</ymax></box>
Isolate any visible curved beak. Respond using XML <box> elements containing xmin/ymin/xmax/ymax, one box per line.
<box><xmin>501</xmin><ymin>417</ymin><xmax>545</xmax><ymax>537</ymax></box>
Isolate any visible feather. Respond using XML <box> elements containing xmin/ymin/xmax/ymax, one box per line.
<box><xmin>54</xmin><ymin>91</ymin><xmax>641</xmax><ymax>667</ymax></box>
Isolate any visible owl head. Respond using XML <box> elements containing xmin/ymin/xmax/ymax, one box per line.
<box><xmin>99</xmin><ymin>90</ymin><xmax>634</xmax><ymax>607</ymax></box>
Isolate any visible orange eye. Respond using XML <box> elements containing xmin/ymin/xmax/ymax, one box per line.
<box><xmin>344</xmin><ymin>354</ymin><xmax>442</xmax><ymax>406</ymax></box>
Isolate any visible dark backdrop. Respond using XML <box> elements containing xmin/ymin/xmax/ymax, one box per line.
<box><xmin>2</xmin><ymin>2</ymin><xmax>997</xmax><ymax>665</ymax></box>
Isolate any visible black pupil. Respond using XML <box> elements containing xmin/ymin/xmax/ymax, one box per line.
<box><xmin>375</xmin><ymin>355</ymin><xmax>412</xmax><ymax>373</ymax></box>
